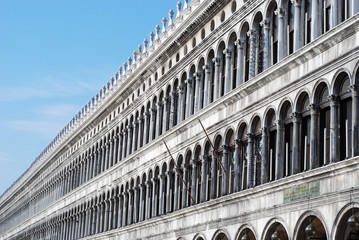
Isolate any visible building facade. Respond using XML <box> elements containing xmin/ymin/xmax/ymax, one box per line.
<box><xmin>1</xmin><ymin>0</ymin><xmax>359</xmax><ymax>239</ymax></box>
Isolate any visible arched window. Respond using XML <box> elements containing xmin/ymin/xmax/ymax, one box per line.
<box><xmin>287</xmin><ymin>1</ymin><xmax>295</xmax><ymax>54</ymax></box>
<box><xmin>237</xmin><ymin>123</ymin><xmax>248</xmax><ymax>190</ymax></box>
<box><xmin>155</xmin><ymin>72</ymin><xmax>158</xmax><ymax>81</ymax></box>
<box><xmin>220</xmin><ymin>11</ymin><xmax>225</xmax><ymax>23</ymax></box>
<box><xmin>271</xmin><ymin>3</ymin><xmax>278</xmax><ymax>65</ymax></box>
<box><xmin>265</xmin><ymin>109</ymin><xmax>276</xmax><ymax>182</ymax></box>
<box><xmin>207</xmin><ymin>50</ymin><xmax>215</xmax><ymax>104</ymax></box>
<box><xmin>280</xmin><ymin>102</ymin><xmax>293</xmax><ymax>177</ymax></box>
<box><xmin>304</xmin><ymin>0</ymin><xmax>312</xmax><ymax>44</ymax></box>
<box><xmin>184</xmin><ymin>45</ymin><xmax>188</xmax><ymax>55</ymax></box>
<box><xmin>252</xmin><ymin>117</ymin><xmax>262</xmax><ymax>186</ymax></box>
<box><xmin>161</xmin><ymin>66</ymin><xmax>165</xmax><ymax>75</ymax></box>
<box><xmin>176</xmin><ymin>53</ymin><xmax>180</xmax><ymax>62</ymax></box>
<box><xmin>169</xmin><ymin>59</ymin><xmax>172</xmax><ymax>69</ymax></box>
<box><xmin>201</xmin><ymin>29</ymin><xmax>205</xmax><ymax>40</ymax></box>
<box><xmin>231</xmin><ymin>1</ymin><xmax>237</xmax><ymax>13</ymax></box>
<box><xmin>297</xmin><ymin>93</ymin><xmax>311</xmax><ymax>172</ymax></box>
<box><xmin>192</xmin><ymin>38</ymin><xmax>196</xmax><ymax>48</ymax></box>
<box><xmin>210</xmin><ymin>20</ymin><xmax>215</xmax><ymax>31</ymax></box>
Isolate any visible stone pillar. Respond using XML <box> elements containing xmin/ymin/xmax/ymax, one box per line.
<box><xmin>132</xmin><ymin>187</ymin><xmax>138</xmax><ymax>223</ymax></box>
<box><xmin>224</xmin><ymin>49</ymin><xmax>232</xmax><ymax>93</ymax></box>
<box><xmin>150</xmin><ymin>107</ymin><xmax>156</xmax><ymax>141</ymax></box>
<box><xmin>100</xmin><ymin>145</ymin><xmax>106</xmax><ymax>173</ymax></box>
<box><xmin>151</xmin><ymin>178</ymin><xmax>157</xmax><ymax>217</ymax></box>
<box><xmin>95</xmin><ymin>205</ymin><xmax>100</xmax><ymax>233</ymax></box>
<box><xmin>248</xmin><ymin>30</ymin><xmax>257</xmax><ymax>80</ymax></box>
<box><xmin>113</xmin><ymin>134</ymin><xmax>118</xmax><ymax>165</ymax></box>
<box><xmin>200</xmin><ymin>155</ymin><xmax>207</xmax><ymax>202</ymax></box>
<box><xmin>104</xmin><ymin>201</ymin><xmax>109</xmax><ymax>231</ymax></box>
<box><xmin>173</xmin><ymin>171</ymin><xmax>179</xmax><ymax>210</ymax></box>
<box><xmin>311</xmin><ymin>0</ymin><xmax>322</xmax><ymax>40</ymax></box>
<box><xmin>166</xmin><ymin>171</ymin><xmax>171</xmax><ymax>213</ymax></box>
<box><xmin>276</xmin><ymin>8</ymin><xmax>287</xmax><ymax>61</ymax></box>
<box><xmin>177</xmin><ymin>85</ymin><xmax>184</xmax><ymax>123</ymax></box>
<box><xmin>309</xmin><ymin>104</ymin><xmax>320</xmax><ymax>169</ymax></box>
<box><xmin>329</xmin><ymin>95</ymin><xmax>340</xmax><ymax>163</ymax></box>
<box><xmin>137</xmin><ymin>117</ymin><xmax>143</xmax><ymax>149</ymax></box>
<box><xmin>185</xmin><ymin>78</ymin><xmax>192</xmax><ymax>118</ymax></box>
<box><xmin>235</xmin><ymin>40</ymin><xmax>244</xmax><ymax>85</ymax></box>
<box><xmin>144</xmin><ymin>112</ymin><xmax>150</xmax><ymax>145</ymax></box>
<box><xmin>292</xmin><ymin>113</ymin><xmax>301</xmax><ymax>174</ymax></box>
<box><xmin>260</xmin><ymin>128</ymin><xmax>269</xmax><ymax>184</ymax></box>
<box><xmin>122</xmin><ymin>193</ymin><xmax>128</xmax><ymax>226</ymax></box>
<box><xmin>247</xmin><ymin>133</ymin><xmax>254</xmax><ymax>188</ymax></box>
<box><xmin>291</xmin><ymin>0</ymin><xmax>303</xmax><ymax>50</ymax></box>
<box><xmin>117</xmin><ymin>194</ymin><xmax>123</xmax><ymax>228</ymax></box>
<box><xmin>191</xmin><ymin>159</ymin><xmax>198</xmax><ymax>203</ymax></box>
<box><xmin>108</xmin><ymin>200</ymin><xmax>113</xmax><ymax>230</ymax></box>
<box><xmin>139</xmin><ymin>185</ymin><xmax>144</xmax><ymax>221</ymax></box>
<box><xmin>211</xmin><ymin>152</ymin><xmax>218</xmax><ymax>199</ymax></box>
<box><xmin>234</xmin><ymin>139</ymin><xmax>242</xmax><ymax>192</ymax></box>
<box><xmin>146</xmin><ymin>181</ymin><xmax>151</xmax><ymax>219</ymax></box>
<box><xmin>91</xmin><ymin>207</ymin><xmax>96</xmax><ymax>235</ymax></box>
<box><xmin>117</xmin><ymin>132</ymin><xmax>123</xmax><ymax>162</ymax></box>
<box><xmin>203</xmin><ymin>65</ymin><xmax>211</xmax><ymax>107</ymax></box>
<box><xmin>122</xmin><ymin>130</ymin><xmax>127</xmax><ymax>160</ymax></box>
<box><xmin>194</xmin><ymin>72</ymin><xmax>201</xmax><ymax>113</ymax></box>
<box><xmin>213</xmin><ymin>57</ymin><xmax>221</xmax><ymax>100</ymax></box>
<box><xmin>261</xmin><ymin>20</ymin><xmax>270</xmax><ymax>70</ymax></box>
<box><xmin>132</xmin><ymin>121</ymin><xmax>138</xmax><ymax>153</ymax></box>
<box><xmin>351</xmin><ymin>85</ymin><xmax>359</xmax><ymax>157</ymax></box>
<box><xmin>127</xmin><ymin>125</ymin><xmax>133</xmax><ymax>156</ymax></box>
<box><xmin>182</xmin><ymin>164</ymin><xmax>188</xmax><ymax>207</ymax></box>
<box><xmin>275</xmin><ymin>120</ymin><xmax>285</xmax><ymax>179</ymax></box>
<box><xmin>162</xmin><ymin>97</ymin><xmax>168</xmax><ymax>133</ymax></box>
<box><xmin>156</xmin><ymin>102</ymin><xmax>162</xmax><ymax>138</ymax></box>
<box><xmin>222</xmin><ymin>145</ymin><xmax>229</xmax><ymax>196</ymax></box>
<box><xmin>128</xmin><ymin>190</ymin><xmax>133</xmax><ymax>225</ymax></box>
<box><xmin>159</xmin><ymin>174</ymin><xmax>165</xmax><ymax>215</ymax></box>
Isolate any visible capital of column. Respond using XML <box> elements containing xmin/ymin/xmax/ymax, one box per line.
<box><xmin>223</xmin><ymin>144</ymin><xmax>230</xmax><ymax>152</ymax></box>
<box><xmin>350</xmin><ymin>85</ymin><xmax>359</xmax><ymax>97</ymax></box>
<box><xmin>261</xmin><ymin>127</ymin><xmax>270</xmax><ymax>137</ymax></box>
<box><xmin>234</xmin><ymin>39</ymin><xmax>244</xmax><ymax>49</ymax></box>
<box><xmin>260</xmin><ymin>19</ymin><xmax>270</xmax><ymax>29</ymax></box>
<box><xmin>308</xmin><ymin>104</ymin><xmax>319</xmax><ymax>115</ymax></box>
<box><xmin>291</xmin><ymin>112</ymin><xmax>301</xmax><ymax>123</ymax></box>
<box><xmin>223</xmin><ymin>48</ymin><xmax>232</xmax><ymax>57</ymax></box>
<box><xmin>203</xmin><ymin>64</ymin><xmax>211</xmax><ymax>72</ymax></box>
<box><xmin>247</xmin><ymin>29</ymin><xmax>256</xmax><ymax>37</ymax></box>
<box><xmin>192</xmin><ymin>158</ymin><xmax>200</xmax><ymax>166</ymax></box>
<box><xmin>185</xmin><ymin>78</ymin><xmax>192</xmax><ymax>85</ymax></box>
<box><xmin>274</xmin><ymin>8</ymin><xmax>285</xmax><ymax>18</ymax></box>
<box><xmin>290</xmin><ymin>0</ymin><xmax>302</xmax><ymax>6</ymax></box>
<box><xmin>328</xmin><ymin>95</ymin><xmax>339</xmax><ymax>106</ymax></box>
<box><xmin>212</xmin><ymin>57</ymin><xmax>221</xmax><ymax>65</ymax></box>
<box><xmin>275</xmin><ymin>119</ymin><xmax>284</xmax><ymax>129</ymax></box>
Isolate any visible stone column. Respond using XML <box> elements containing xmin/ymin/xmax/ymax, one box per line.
<box><xmin>292</xmin><ymin>113</ymin><xmax>301</xmax><ymax>174</ymax></box>
<box><xmin>247</xmin><ymin>133</ymin><xmax>254</xmax><ymax>188</ymax></box>
<box><xmin>260</xmin><ymin>20</ymin><xmax>270</xmax><ymax>70</ymax></box>
<box><xmin>122</xmin><ymin>129</ymin><xmax>127</xmax><ymax>160</ymax></box>
<box><xmin>200</xmin><ymin>155</ymin><xmax>207</xmax><ymax>202</ymax></box>
<box><xmin>329</xmin><ymin>95</ymin><xmax>340</xmax><ymax>163</ymax></box>
<box><xmin>276</xmin><ymin>8</ymin><xmax>287</xmax><ymax>61</ymax></box>
<box><xmin>177</xmin><ymin>85</ymin><xmax>184</xmax><ymax>123</ymax></box>
<box><xmin>104</xmin><ymin>201</ymin><xmax>109</xmax><ymax>231</ymax></box>
<box><xmin>144</xmin><ymin>112</ymin><xmax>150</xmax><ymax>145</ymax></box>
<box><xmin>100</xmin><ymin>145</ymin><xmax>106</xmax><ymax>173</ymax></box>
<box><xmin>203</xmin><ymin>65</ymin><xmax>211</xmax><ymax>107</ymax></box>
<box><xmin>170</xmin><ymin>91</ymin><xmax>176</xmax><ymax>127</ymax></box>
<box><xmin>275</xmin><ymin>120</ymin><xmax>285</xmax><ymax>179</ymax></box>
<box><xmin>146</xmin><ymin>181</ymin><xmax>151</xmax><ymax>219</ymax></box>
<box><xmin>150</xmin><ymin>107</ymin><xmax>156</xmax><ymax>141</ymax></box>
<box><xmin>127</xmin><ymin>124</ymin><xmax>133</xmax><ymax>156</ymax></box>
<box><xmin>117</xmin><ymin>132</ymin><xmax>123</xmax><ymax>162</ymax></box>
<box><xmin>311</xmin><ymin>0</ymin><xmax>322</xmax><ymax>40</ymax></box>
<box><xmin>309</xmin><ymin>104</ymin><xmax>320</xmax><ymax>169</ymax></box>
<box><xmin>213</xmin><ymin>57</ymin><xmax>221</xmax><ymax>100</ymax></box>
<box><xmin>235</xmin><ymin>40</ymin><xmax>244</xmax><ymax>85</ymax></box>
<box><xmin>248</xmin><ymin>30</ymin><xmax>257</xmax><ymax>79</ymax></box>
<box><xmin>159</xmin><ymin>174</ymin><xmax>165</xmax><ymax>215</ymax></box>
<box><xmin>162</xmin><ymin>97</ymin><xmax>168</xmax><ymax>133</ymax></box>
<box><xmin>211</xmin><ymin>152</ymin><xmax>218</xmax><ymax>199</ymax></box>
<box><xmin>133</xmin><ymin>187</ymin><xmax>138</xmax><ymax>223</ymax></box>
<box><xmin>194</xmin><ymin>72</ymin><xmax>201</xmax><ymax>113</ymax></box>
<box><xmin>351</xmin><ymin>85</ymin><xmax>359</xmax><ymax>157</ymax></box>
<box><xmin>191</xmin><ymin>159</ymin><xmax>198</xmax><ymax>203</ymax></box>
<box><xmin>139</xmin><ymin>185</ymin><xmax>144</xmax><ymax>221</ymax></box>
<box><xmin>122</xmin><ymin>193</ymin><xmax>128</xmax><ymax>226</ymax></box>
<box><xmin>173</xmin><ymin>171</ymin><xmax>179</xmax><ymax>210</ymax></box>
<box><xmin>224</xmin><ymin>49</ymin><xmax>232</xmax><ymax>94</ymax></box>
<box><xmin>132</xmin><ymin>121</ymin><xmax>138</xmax><ymax>153</ymax></box>
<box><xmin>222</xmin><ymin>145</ymin><xmax>229</xmax><ymax>196</ymax></box>
<box><xmin>182</xmin><ymin>164</ymin><xmax>188</xmax><ymax>207</ymax></box>
<box><xmin>137</xmin><ymin>117</ymin><xmax>143</xmax><ymax>149</ymax></box>
<box><xmin>117</xmin><ymin>194</ymin><xmax>123</xmax><ymax>228</ymax></box>
<box><xmin>95</xmin><ymin>204</ymin><xmax>100</xmax><ymax>234</ymax></box>
<box><xmin>166</xmin><ymin>171</ymin><xmax>171</xmax><ymax>213</ymax></box>
<box><xmin>128</xmin><ymin>190</ymin><xmax>133</xmax><ymax>225</ymax></box>
<box><xmin>113</xmin><ymin>134</ymin><xmax>119</xmax><ymax>165</ymax></box>
<box><xmin>291</xmin><ymin>0</ymin><xmax>303</xmax><ymax>50</ymax></box>
<box><xmin>151</xmin><ymin>178</ymin><xmax>157</xmax><ymax>217</ymax></box>
<box><xmin>91</xmin><ymin>207</ymin><xmax>96</xmax><ymax>235</ymax></box>
<box><xmin>185</xmin><ymin>78</ymin><xmax>192</xmax><ymax>118</ymax></box>
<box><xmin>107</xmin><ymin>141</ymin><xmax>113</xmax><ymax>169</ymax></box>
<box><xmin>234</xmin><ymin>139</ymin><xmax>242</xmax><ymax>192</ymax></box>
<box><xmin>113</xmin><ymin>197</ymin><xmax>118</xmax><ymax>228</ymax></box>
<box><xmin>108</xmin><ymin>200</ymin><xmax>113</xmax><ymax>230</ymax></box>
<box><xmin>260</xmin><ymin>128</ymin><xmax>269</xmax><ymax>184</ymax></box>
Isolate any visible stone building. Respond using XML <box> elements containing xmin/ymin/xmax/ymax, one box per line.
<box><xmin>1</xmin><ymin>0</ymin><xmax>359</xmax><ymax>239</ymax></box>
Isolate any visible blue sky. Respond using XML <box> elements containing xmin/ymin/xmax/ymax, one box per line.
<box><xmin>0</xmin><ymin>0</ymin><xmax>181</xmax><ymax>195</ymax></box>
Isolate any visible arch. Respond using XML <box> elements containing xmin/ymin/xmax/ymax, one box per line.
<box><xmin>212</xmin><ymin>229</ymin><xmax>230</xmax><ymax>240</ymax></box>
<box><xmin>333</xmin><ymin>202</ymin><xmax>359</xmax><ymax>240</ymax></box>
<box><xmin>193</xmin><ymin>233</ymin><xmax>207</xmax><ymax>240</ymax></box>
<box><xmin>262</xmin><ymin>218</ymin><xmax>289</xmax><ymax>240</ymax></box>
<box><xmin>235</xmin><ymin>224</ymin><xmax>257</xmax><ymax>240</ymax></box>
<box><xmin>293</xmin><ymin>211</ymin><xmax>329</xmax><ymax>240</ymax></box>
<box><xmin>332</xmin><ymin>69</ymin><xmax>352</xmax><ymax>96</ymax></box>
